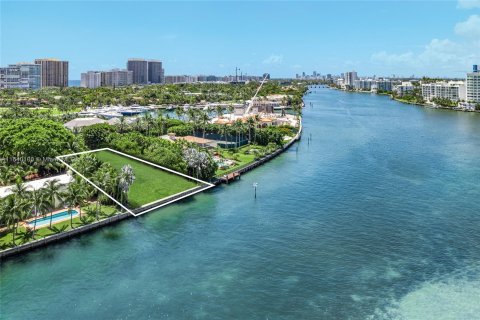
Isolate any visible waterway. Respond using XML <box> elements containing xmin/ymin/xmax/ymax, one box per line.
<box><xmin>1</xmin><ymin>88</ymin><xmax>480</xmax><ymax>319</ymax></box>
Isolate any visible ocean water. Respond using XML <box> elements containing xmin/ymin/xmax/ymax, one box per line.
<box><xmin>1</xmin><ymin>88</ymin><xmax>480</xmax><ymax>319</ymax></box>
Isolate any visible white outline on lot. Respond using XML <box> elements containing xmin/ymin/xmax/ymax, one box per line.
<box><xmin>56</xmin><ymin>148</ymin><xmax>215</xmax><ymax>217</ymax></box>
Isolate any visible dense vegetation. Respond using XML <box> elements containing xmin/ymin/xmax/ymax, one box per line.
<box><xmin>0</xmin><ymin>81</ymin><xmax>305</xmax><ymax>247</ymax></box>
<box><xmin>0</xmin><ymin>118</ymin><xmax>80</xmax><ymax>185</ymax></box>
<box><xmin>0</xmin><ymin>81</ymin><xmax>305</xmax><ymax>112</ymax></box>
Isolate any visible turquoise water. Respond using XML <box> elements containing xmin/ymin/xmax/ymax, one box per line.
<box><xmin>27</xmin><ymin>210</ymin><xmax>78</xmax><ymax>228</ymax></box>
<box><xmin>2</xmin><ymin>88</ymin><xmax>480</xmax><ymax>319</ymax></box>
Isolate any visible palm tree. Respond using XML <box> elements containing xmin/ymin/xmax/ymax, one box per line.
<box><xmin>118</xmin><ymin>116</ymin><xmax>127</xmax><ymax>133</ymax></box>
<box><xmin>246</xmin><ymin>117</ymin><xmax>255</xmax><ymax>142</ymax></box>
<box><xmin>253</xmin><ymin>114</ymin><xmax>261</xmax><ymax>143</ymax></box>
<box><xmin>156</xmin><ymin>114</ymin><xmax>166</xmax><ymax>137</ymax></box>
<box><xmin>199</xmin><ymin>111</ymin><xmax>210</xmax><ymax>140</ymax></box>
<box><xmin>215</xmin><ymin>105</ymin><xmax>223</xmax><ymax>119</ymax></box>
<box><xmin>43</xmin><ymin>179</ymin><xmax>62</xmax><ymax>228</ymax></box>
<box><xmin>144</xmin><ymin>113</ymin><xmax>154</xmax><ymax>136</ymax></box>
<box><xmin>223</xmin><ymin>123</ymin><xmax>229</xmax><ymax>148</ymax></box>
<box><xmin>174</xmin><ymin>107</ymin><xmax>184</xmax><ymax>121</ymax></box>
<box><xmin>118</xmin><ymin>165</ymin><xmax>135</xmax><ymax>206</ymax></box>
<box><xmin>29</xmin><ymin>188</ymin><xmax>48</xmax><ymax>238</ymax></box>
<box><xmin>0</xmin><ymin>196</ymin><xmax>16</xmax><ymax>246</ymax></box>
<box><xmin>16</xmin><ymin>202</ymin><xmax>33</xmax><ymax>244</ymax></box>
<box><xmin>187</xmin><ymin>108</ymin><xmax>198</xmax><ymax>136</ymax></box>
<box><xmin>94</xmin><ymin>169</ymin><xmax>116</xmax><ymax>219</ymax></box>
<box><xmin>233</xmin><ymin>119</ymin><xmax>243</xmax><ymax>148</ymax></box>
<box><xmin>134</xmin><ymin>117</ymin><xmax>144</xmax><ymax>133</ymax></box>
<box><xmin>63</xmin><ymin>184</ymin><xmax>79</xmax><ymax>229</ymax></box>
<box><xmin>9</xmin><ymin>181</ymin><xmax>31</xmax><ymax>239</ymax></box>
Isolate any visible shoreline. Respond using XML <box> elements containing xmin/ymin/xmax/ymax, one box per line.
<box><xmin>0</xmin><ymin>121</ymin><xmax>303</xmax><ymax>260</ymax></box>
<box><xmin>324</xmin><ymin>86</ymin><xmax>479</xmax><ymax>113</ymax></box>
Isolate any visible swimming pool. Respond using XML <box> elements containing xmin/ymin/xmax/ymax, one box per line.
<box><xmin>27</xmin><ymin>210</ymin><xmax>79</xmax><ymax>228</ymax></box>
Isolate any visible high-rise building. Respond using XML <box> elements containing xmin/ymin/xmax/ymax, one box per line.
<box><xmin>81</xmin><ymin>71</ymin><xmax>102</xmax><ymax>88</ymax></box>
<box><xmin>127</xmin><ymin>59</ymin><xmax>148</xmax><ymax>84</ymax></box>
<box><xmin>147</xmin><ymin>60</ymin><xmax>163</xmax><ymax>84</ymax></box>
<box><xmin>466</xmin><ymin>64</ymin><xmax>480</xmax><ymax>103</ymax></box>
<box><xmin>101</xmin><ymin>69</ymin><xmax>133</xmax><ymax>87</ymax></box>
<box><xmin>344</xmin><ymin>71</ymin><xmax>358</xmax><ymax>87</ymax></box>
<box><xmin>0</xmin><ymin>62</ymin><xmax>41</xmax><ymax>90</ymax></box>
<box><xmin>34</xmin><ymin>58</ymin><xmax>68</xmax><ymax>87</ymax></box>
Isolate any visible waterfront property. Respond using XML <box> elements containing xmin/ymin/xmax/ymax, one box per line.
<box><xmin>0</xmin><ymin>81</ymin><xmax>304</xmax><ymax>256</ymax></box>
<box><xmin>64</xmin><ymin>149</ymin><xmax>204</xmax><ymax>209</ymax></box>
<box><xmin>2</xmin><ymin>88</ymin><xmax>479</xmax><ymax>319</ymax></box>
<box><xmin>467</xmin><ymin>65</ymin><xmax>480</xmax><ymax>103</ymax></box>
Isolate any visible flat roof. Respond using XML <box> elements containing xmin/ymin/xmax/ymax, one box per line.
<box><xmin>64</xmin><ymin>117</ymin><xmax>108</xmax><ymax>129</ymax></box>
<box><xmin>0</xmin><ymin>174</ymin><xmax>72</xmax><ymax>199</ymax></box>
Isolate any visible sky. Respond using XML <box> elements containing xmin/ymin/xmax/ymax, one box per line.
<box><xmin>1</xmin><ymin>0</ymin><xmax>479</xmax><ymax>79</ymax></box>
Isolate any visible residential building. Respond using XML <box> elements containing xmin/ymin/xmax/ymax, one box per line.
<box><xmin>165</xmin><ymin>75</ymin><xmax>198</xmax><ymax>84</ymax></box>
<box><xmin>34</xmin><ymin>58</ymin><xmax>68</xmax><ymax>87</ymax></box>
<box><xmin>421</xmin><ymin>81</ymin><xmax>466</xmax><ymax>102</ymax></box>
<box><xmin>0</xmin><ymin>62</ymin><xmax>41</xmax><ymax>90</ymax></box>
<box><xmin>127</xmin><ymin>58</ymin><xmax>148</xmax><ymax>84</ymax></box>
<box><xmin>148</xmin><ymin>60</ymin><xmax>163</xmax><ymax>84</ymax></box>
<box><xmin>81</xmin><ymin>71</ymin><xmax>101</xmax><ymax>88</ymax></box>
<box><xmin>354</xmin><ymin>79</ymin><xmax>374</xmax><ymax>91</ymax></box>
<box><xmin>101</xmin><ymin>69</ymin><xmax>133</xmax><ymax>87</ymax></box>
<box><xmin>251</xmin><ymin>100</ymin><xmax>278</xmax><ymax>114</ymax></box>
<box><xmin>466</xmin><ymin>64</ymin><xmax>480</xmax><ymax>103</ymax></box>
<box><xmin>344</xmin><ymin>71</ymin><xmax>358</xmax><ymax>87</ymax></box>
<box><xmin>394</xmin><ymin>81</ymin><xmax>414</xmax><ymax>96</ymax></box>
<box><xmin>374</xmin><ymin>80</ymin><xmax>393</xmax><ymax>92</ymax></box>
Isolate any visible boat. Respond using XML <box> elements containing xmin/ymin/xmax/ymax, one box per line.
<box><xmin>99</xmin><ymin>112</ymin><xmax>123</xmax><ymax>119</ymax></box>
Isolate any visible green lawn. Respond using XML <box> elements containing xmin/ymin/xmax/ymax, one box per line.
<box><xmin>0</xmin><ymin>204</ymin><xmax>117</xmax><ymax>249</ymax></box>
<box><xmin>95</xmin><ymin>150</ymin><xmax>198</xmax><ymax>208</ymax></box>
<box><xmin>216</xmin><ymin>146</ymin><xmax>256</xmax><ymax>176</ymax></box>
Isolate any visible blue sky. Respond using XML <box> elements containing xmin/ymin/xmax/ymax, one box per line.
<box><xmin>1</xmin><ymin>0</ymin><xmax>479</xmax><ymax>79</ymax></box>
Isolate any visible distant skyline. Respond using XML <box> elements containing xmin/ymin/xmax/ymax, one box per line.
<box><xmin>1</xmin><ymin>0</ymin><xmax>479</xmax><ymax>79</ymax></box>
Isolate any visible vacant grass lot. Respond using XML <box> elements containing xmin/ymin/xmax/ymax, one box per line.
<box><xmin>95</xmin><ymin>150</ymin><xmax>198</xmax><ymax>208</ymax></box>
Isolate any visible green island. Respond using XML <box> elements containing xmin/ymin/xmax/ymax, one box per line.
<box><xmin>0</xmin><ymin>81</ymin><xmax>306</xmax><ymax>252</ymax></box>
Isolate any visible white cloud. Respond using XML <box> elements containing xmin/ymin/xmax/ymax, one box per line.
<box><xmin>370</xmin><ymin>12</ymin><xmax>480</xmax><ymax>76</ymax></box>
<box><xmin>458</xmin><ymin>0</ymin><xmax>480</xmax><ymax>8</ymax></box>
<box><xmin>262</xmin><ymin>54</ymin><xmax>283</xmax><ymax>64</ymax></box>
<box><xmin>455</xmin><ymin>15</ymin><xmax>480</xmax><ymax>38</ymax></box>
<box><xmin>370</xmin><ymin>38</ymin><xmax>480</xmax><ymax>75</ymax></box>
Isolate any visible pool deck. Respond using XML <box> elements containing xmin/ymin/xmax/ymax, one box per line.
<box><xmin>22</xmin><ymin>207</ymin><xmax>80</xmax><ymax>229</ymax></box>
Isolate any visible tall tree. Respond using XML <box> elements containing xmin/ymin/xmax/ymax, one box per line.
<box><xmin>29</xmin><ymin>188</ymin><xmax>48</xmax><ymax>238</ymax></box>
<box><xmin>43</xmin><ymin>179</ymin><xmax>62</xmax><ymax>228</ymax></box>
